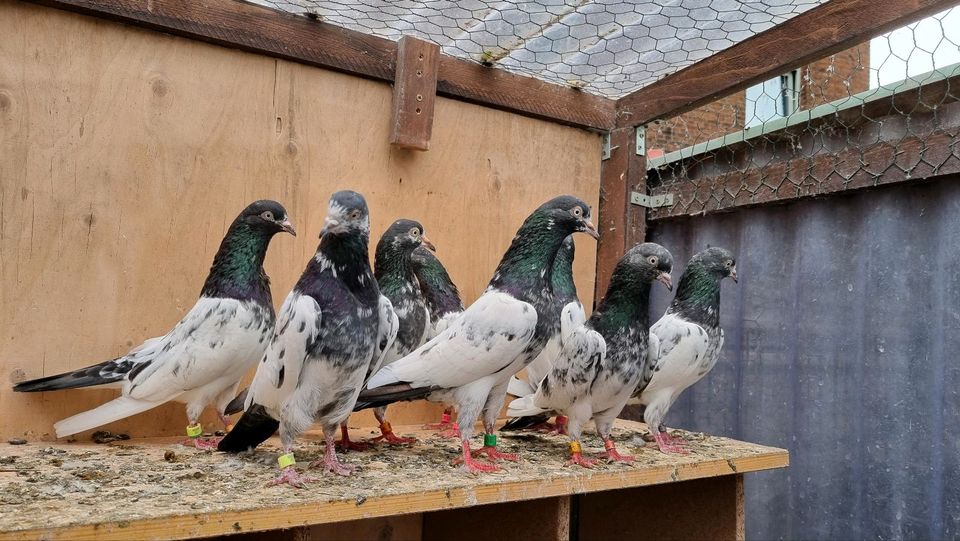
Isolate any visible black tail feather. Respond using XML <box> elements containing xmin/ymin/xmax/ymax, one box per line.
<box><xmin>13</xmin><ymin>360</ymin><xmax>126</xmax><ymax>392</ymax></box>
<box><xmin>217</xmin><ymin>404</ymin><xmax>279</xmax><ymax>453</ymax></box>
<box><xmin>223</xmin><ymin>388</ymin><xmax>249</xmax><ymax>416</ymax></box>
<box><xmin>353</xmin><ymin>384</ymin><xmax>435</xmax><ymax>412</ymax></box>
<box><xmin>501</xmin><ymin>413</ymin><xmax>552</xmax><ymax>431</ymax></box>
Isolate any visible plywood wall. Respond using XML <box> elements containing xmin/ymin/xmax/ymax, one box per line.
<box><xmin>0</xmin><ymin>1</ymin><xmax>601</xmax><ymax>440</ymax></box>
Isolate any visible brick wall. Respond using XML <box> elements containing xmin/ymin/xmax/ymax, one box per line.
<box><xmin>646</xmin><ymin>43</ymin><xmax>870</xmax><ymax>155</ymax></box>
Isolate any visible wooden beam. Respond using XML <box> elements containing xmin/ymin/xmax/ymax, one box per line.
<box><xmin>615</xmin><ymin>0</ymin><xmax>960</xmax><ymax>128</ymax></box>
<box><xmin>391</xmin><ymin>36</ymin><xmax>440</xmax><ymax>150</ymax></box>
<box><xmin>24</xmin><ymin>0</ymin><xmax>615</xmax><ymax>131</ymax></box>
<box><xmin>594</xmin><ymin>127</ymin><xmax>646</xmax><ymax>300</ymax></box>
<box><xmin>646</xmin><ymin>101</ymin><xmax>960</xmax><ymax>219</ymax></box>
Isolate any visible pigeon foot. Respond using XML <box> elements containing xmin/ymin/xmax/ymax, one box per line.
<box><xmin>653</xmin><ymin>431</ymin><xmax>689</xmax><ymax>454</ymax></box>
<box><xmin>564</xmin><ymin>452</ymin><xmax>597</xmax><ymax>468</ymax></box>
<box><xmin>453</xmin><ymin>440</ymin><xmax>499</xmax><ymax>473</ymax></box>
<box><xmin>335</xmin><ymin>425</ymin><xmax>370</xmax><ymax>452</ymax></box>
<box><xmin>268</xmin><ymin>467</ymin><xmax>317</xmax><ymax>488</ymax></box>
<box><xmin>472</xmin><ymin>446</ymin><xmax>519</xmax><ymax>462</ymax></box>
<box><xmin>435</xmin><ymin>423</ymin><xmax>462</xmax><ymax>439</ymax></box>
<box><xmin>423</xmin><ymin>410</ymin><xmax>456</xmax><ymax>431</ymax></box>
<box><xmin>369</xmin><ymin>421</ymin><xmax>417</xmax><ymax>445</ymax></box>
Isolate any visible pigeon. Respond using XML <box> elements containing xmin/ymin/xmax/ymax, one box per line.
<box><xmin>410</xmin><ymin>245</ymin><xmax>464</xmax><ymax>434</ymax></box>
<box><xmin>630</xmin><ymin>246</ymin><xmax>737</xmax><ymax>454</ymax></box>
<box><xmin>502</xmin><ymin>234</ymin><xmax>580</xmax><ymax>435</ymax></box>
<box><xmin>507</xmin><ymin>243</ymin><xmax>673</xmax><ymax>467</ymax></box>
<box><xmin>13</xmin><ymin>201</ymin><xmax>296</xmax><ymax>449</ymax></box>
<box><xmin>217</xmin><ymin>190</ymin><xmax>398</xmax><ymax>487</ymax></box>
<box><xmin>357</xmin><ymin>195</ymin><xmax>599</xmax><ymax>473</ymax></box>
<box><xmin>335</xmin><ymin>219</ymin><xmax>435</xmax><ymax>450</ymax></box>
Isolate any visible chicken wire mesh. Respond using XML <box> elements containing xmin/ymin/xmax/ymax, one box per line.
<box><xmin>644</xmin><ymin>6</ymin><xmax>960</xmax><ymax>218</ymax></box>
<box><xmin>249</xmin><ymin>0</ymin><xmax>825</xmax><ymax>98</ymax></box>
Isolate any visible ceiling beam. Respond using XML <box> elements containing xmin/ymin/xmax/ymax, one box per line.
<box><xmin>615</xmin><ymin>0</ymin><xmax>960</xmax><ymax>128</ymax></box>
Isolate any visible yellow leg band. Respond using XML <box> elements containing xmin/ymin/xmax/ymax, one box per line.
<box><xmin>278</xmin><ymin>453</ymin><xmax>296</xmax><ymax>469</ymax></box>
<box><xmin>569</xmin><ymin>441</ymin><xmax>582</xmax><ymax>454</ymax></box>
<box><xmin>186</xmin><ymin>423</ymin><xmax>203</xmax><ymax>438</ymax></box>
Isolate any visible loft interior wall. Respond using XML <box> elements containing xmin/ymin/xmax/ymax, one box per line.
<box><xmin>0</xmin><ymin>0</ymin><xmax>602</xmax><ymax>440</ymax></box>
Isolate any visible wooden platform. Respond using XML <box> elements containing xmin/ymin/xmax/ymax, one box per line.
<box><xmin>0</xmin><ymin>420</ymin><xmax>787</xmax><ymax>540</ymax></box>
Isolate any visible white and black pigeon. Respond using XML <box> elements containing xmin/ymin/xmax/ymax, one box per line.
<box><xmin>217</xmin><ymin>191</ymin><xmax>398</xmax><ymax>487</ymax></box>
<box><xmin>502</xmin><ymin>234</ymin><xmax>581</xmax><ymax>435</ymax></box>
<box><xmin>13</xmin><ymin>201</ymin><xmax>296</xmax><ymax>448</ymax></box>
<box><xmin>410</xmin><ymin>245</ymin><xmax>465</xmax><ymax>433</ymax></box>
<box><xmin>356</xmin><ymin>195</ymin><xmax>599</xmax><ymax>473</ymax></box>
<box><xmin>335</xmin><ymin>219</ymin><xmax>435</xmax><ymax>450</ymax></box>
<box><xmin>630</xmin><ymin>246</ymin><xmax>737</xmax><ymax>454</ymax></box>
<box><xmin>507</xmin><ymin>243</ymin><xmax>673</xmax><ymax>467</ymax></box>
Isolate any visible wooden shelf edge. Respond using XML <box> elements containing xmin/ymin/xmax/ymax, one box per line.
<box><xmin>0</xmin><ymin>448</ymin><xmax>787</xmax><ymax>540</ymax></box>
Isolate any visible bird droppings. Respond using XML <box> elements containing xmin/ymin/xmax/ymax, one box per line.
<box><xmin>0</xmin><ymin>421</ymin><xmax>784</xmax><ymax>536</ymax></box>
<box><xmin>90</xmin><ymin>431</ymin><xmax>130</xmax><ymax>444</ymax></box>
<box><xmin>7</xmin><ymin>438</ymin><xmax>27</xmax><ymax>446</ymax></box>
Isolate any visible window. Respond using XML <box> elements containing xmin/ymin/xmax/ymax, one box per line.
<box><xmin>745</xmin><ymin>70</ymin><xmax>799</xmax><ymax>127</ymax></box>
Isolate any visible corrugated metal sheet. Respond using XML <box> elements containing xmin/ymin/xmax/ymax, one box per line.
<box><xmin>647</xmin><ymin>178</ymin><xmax>960</xmax><ymax>540</ymax></box>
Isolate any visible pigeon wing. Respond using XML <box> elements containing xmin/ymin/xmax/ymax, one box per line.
<box><xmin>366</xmin><ymin>290</ymin><xmax>537</xmax><ymax>390</ymax></box>
<box><xmin>243</xmin><ymin>292</ymin><xmax>322</xmax><ymax>415</ymax></box>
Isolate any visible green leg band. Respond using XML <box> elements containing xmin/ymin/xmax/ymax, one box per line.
<box><xmin>484</xmin><ymin>433</ymin><xmax>497</xmax><ymax>447</ymax></box>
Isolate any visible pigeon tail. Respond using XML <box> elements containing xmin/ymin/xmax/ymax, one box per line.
<box><xmin>13</xmin><ymin>359</ymin><xmax>127</xmax><ymax>392</ymax></box>
<box><xmin>505</xmin><ymin>394</ymin><xmax>549</xmax><ymax>418</ymax></box>
<box><xmin>223</xmin><ymin>388</ymin><xmax>249</xmax><ymax>416</ymax></box>
<box><xmin>501</xmin><ymin>412</ymin><xmax>552</xmax><ymax>431</ymax></box>
<box><xmin>54</xmin><ymin>395</ymin><xmax>166</xmax><ymax>438</ymax></box>
<box><xmin>507</xmin><ymin>375</ymin><xmax>535</xmax><ymax>398</ymax></box>
<box><xmin>217</xmin><ymin>404</ymin><xmax>279</xmax><ymax>453</ymax></box>
<box><xmin>353</xmin><ymin>383</ymin><xmax>434</xmax><ymax>412</ymax></box>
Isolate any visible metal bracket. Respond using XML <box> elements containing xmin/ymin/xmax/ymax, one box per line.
<box><xmin>630</xmin><ymin>191</ymin><xmax>673</xmax><ymax>208</ymax></box>
<box><xmin>635</xmin><ymin>126</ymin><xmax>646</xmax><ymax>156</ymax></box>
<box><xmin>601</xmin><ymin>132</ymin><xmax>618</xmax><ymax>160</ymax></box>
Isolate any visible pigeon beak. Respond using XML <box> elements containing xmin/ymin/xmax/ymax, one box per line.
<box><xmin>581</xmin><ymin>219</ymin><xmax>600</xmax><ymax>240</ymax></box>
<box><xmin>320</xmin><ymin>217</ymin><xmax>339</xmax><ymax>238</ymax></box>
<box><xmin>279</xmin><ymin>217</ymin><xmax>296</xmax><ymax>237</ymax></box>
<box><xmin>657</xmin><ymin>272</ymin><xmax>673</xmax><ymax>291</ymax></box>
<box><xmin>421</xmin><ymin>235</ymin><xmax>437</xmax><ymax>252</ymax></box>
<box><xmin>730</xmin><ymin>266</ymin><xmax>738</xmax><ymax>283</ymax></box>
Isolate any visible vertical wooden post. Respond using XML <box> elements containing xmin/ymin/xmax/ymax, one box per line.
<box><xmin>595</xmin><ymin>126</ymin><xmax>647</xmax><ymax>301</ymax></box>
<box><xmin>390</xmin><ymin>35</ymin><xmax>440</xmax><ymax>150</ymax></box>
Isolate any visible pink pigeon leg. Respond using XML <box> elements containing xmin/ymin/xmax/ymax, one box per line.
<box><xmin>653</xmin><ymin>431</ymin><xmax>689</xmax><ymax>454</ymax></box>
<box><xmin>268</xmin><ymin>449</ymin><xmax>318</xmax><ymax>488</ymax></box>
<box><xmin>335</xmin><ymin>423</ymin><xmax>370</xmax><ymax>452</ymax></box>
<box><xmin>452</xmin><ymin>439</ymin><xmax>499</xmax><ymax>473</ymax></box>
<box><xmin>422</xmin><ymin>407</ymin><xmax>456</xmax><ymax>431</ymax></box>
<box><xmin>600</xmin><ymin>438</ymin><xmax>635</xmax><ymax>463</ymax></box>
<box><xmin>472</xmin><ymin>432</ymin><xmax>519</xmax><ymax>462</ymax></box>
<box><xmin>310</xmin><ymin>433</ymin><xmax>355</xmax><ymax>476</ymax></box>
<box><xmin>564</xmin><ymin>440</ymin><xmax>596</xmax><ymax>468</ymax></box>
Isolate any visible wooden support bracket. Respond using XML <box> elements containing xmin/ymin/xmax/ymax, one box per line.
<box><xmin>390</xmin><ymin>36</ymin><xmax>441</xmax><ymax>150</ymax></box>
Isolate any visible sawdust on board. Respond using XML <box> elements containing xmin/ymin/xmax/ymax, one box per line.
<box><xmin>0</xmin><ymin>421</ymin><xmax>780</xmax><ymax>534</ymax></box>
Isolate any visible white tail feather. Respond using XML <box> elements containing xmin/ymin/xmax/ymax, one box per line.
<box><xmin>507</xmin><ymin>376</ymin><xmax>534</xmax><ymax>398</ymax></box>
<box><xmin>506</xmin><ymin>394</ymin><xmax>547</xmax><ymax>418</ymax></box>
<box><xmin>54</xmin><ymin>396</ymin><xmax>167</xmax><ymax>438</ymax></box>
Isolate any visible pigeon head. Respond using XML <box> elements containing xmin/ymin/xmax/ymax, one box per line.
<box><xmin>380</xmin><ymin>219</ymin><xmax>436</xmax><ymax>254</ymax></box>
<box><xmin>321</xmin><ymin>190</ymin><xmax>369</xmax><ymax>238</ymax></box>
<box><xmin>624</xmin><ymin>242</ymin><xmax>674</xmax><ymax>290</ymax></box>
<box><xmin>237</xmin><ymin>200</ymin><xmax>296</xmax><ymax>237</ymax></box>
<box><xmin>690</xmin><ymin>246</ymin><xmax>738</xmax><ymax>283</ymax></box>
<box><xmin>591</xmin><ymin>242</ymin><xmax>673</xmax><ymax>331</ymax></box>
<box><xmin>534</xmin><ymin>195</ymin><xmax>600</xmax><ymax>239</ymax></box>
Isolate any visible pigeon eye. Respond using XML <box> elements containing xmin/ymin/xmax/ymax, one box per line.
<box><xmin>410</xmin><ymin>228</ymin><xmax>420</xmax><ymax>237</ymax></box>
<box><xmin>648</xmin><ymin>256</ymin><xmax>658</xmax><ymax>265</ymax></box>
<box><xmin>725</xmin><ymin>260</ymin><xmax>733</xmax><ymax>267</ymax></box>
<box><xmin>260</xmin><ymin>210</ymin><xmax>274</xmax><ymax>221</ymax></box>
<box><xmin>570</xmin><ymin>207</ymin><xmax>583</xmax><ymax>218</ymax></box>
<box><xmin>349</xmin><ymin>210</ymin><xmax>362</xmax><ymax>220</ymax></box>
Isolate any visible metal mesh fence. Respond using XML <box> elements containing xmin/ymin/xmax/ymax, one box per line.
<box><xmin>250</xmin><ymin>0</ymin><xmax>824</xmax><ymax>98</ymax></box>
<box><xmin>644</xmin><ymin>6</ymin><xmax>960</xmax><ymax>218</ymax></box>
